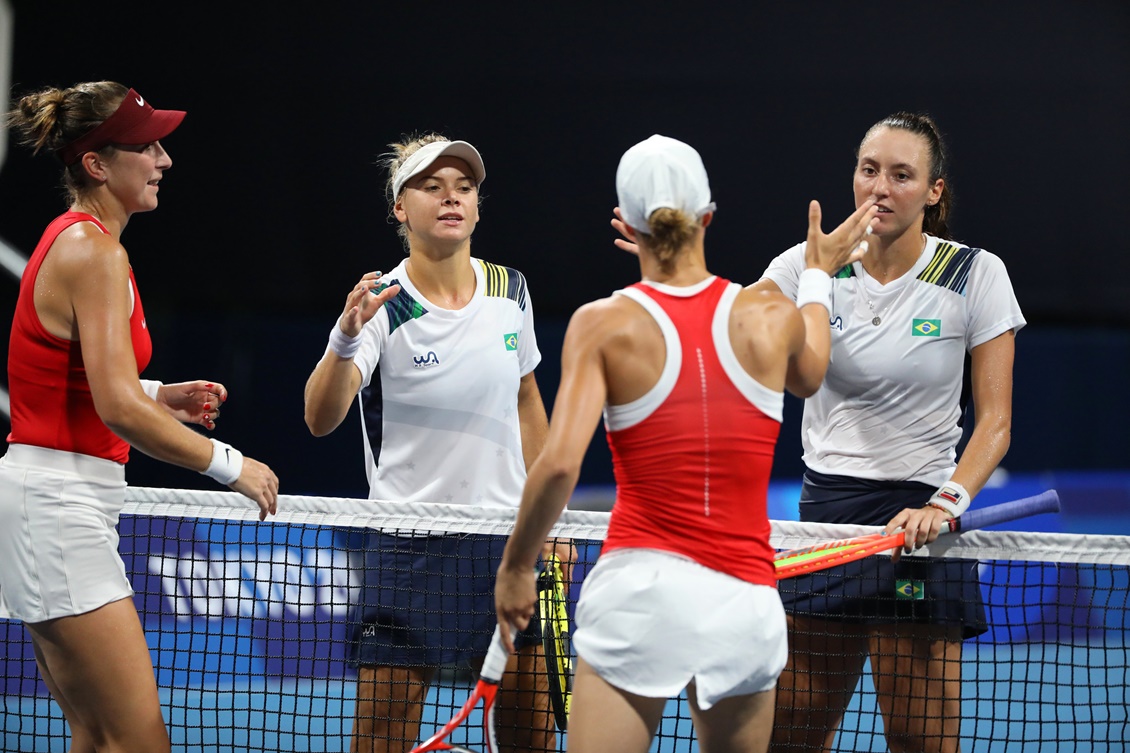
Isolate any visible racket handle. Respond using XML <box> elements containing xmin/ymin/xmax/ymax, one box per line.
<box><xmin>481</xmin><ymin>626</ymin><xmax>514</xmax><ymax>684</ymax></box>
<box><xmin>947</xmin><ymin>490</ymin><xmax>1060</xmax><ymax>533</ymax></box>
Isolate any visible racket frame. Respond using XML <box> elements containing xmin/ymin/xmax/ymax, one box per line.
<box><xmin>537</xmin><ymin>554</ymin><xmax>572</xmax><ymax>731</ymax></box>
<box><xmin>409</xmin><ymin>628</ymin><xmax>509</xmax><ymax>753</ymax></box>
<box><xmin>774</xmin><ymin>490</ymin><xmax>1061</xmax><ymax>579</ymax></box>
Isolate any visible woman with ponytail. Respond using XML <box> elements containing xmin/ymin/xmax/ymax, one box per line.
<box><xmin>498</xmin><ymin>134</ymin><xmax>877</xmax><ymax>752</ymax></box>
<box><xmin>754</xmin><ymin>113</ymin><xmax>1025</xmax><ymax>753</ymax></box>
<box><xmin>0</xmin><ymin>81</ymin><xmax>279</xmax><ymax>753</ymax></box>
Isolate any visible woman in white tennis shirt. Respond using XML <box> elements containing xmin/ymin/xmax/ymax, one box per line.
<box><xmin>303</xmin><ymin>134</ymin><xmax>560</xmax><ymax>753</ymax></box>
<box><xmin>758</xmin><ymin>112</ymin><xmax>1025</xmax><ymax>753</ymax></box>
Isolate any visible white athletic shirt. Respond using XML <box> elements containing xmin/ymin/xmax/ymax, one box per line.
<box><xmin>348</xmin><ymin>257</ymin><xmax>541</xmax><ymax>507</ymax></box>
<box><xmin>761</xmin><ymin>235</ymin><xmax>1025</xmax><ymax>487</ymax></box>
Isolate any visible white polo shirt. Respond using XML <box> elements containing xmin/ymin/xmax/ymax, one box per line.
<box><xmin>349</xmin><ymin>257</ymin><xmax>541</xmax><ymax>507</ymax></box>
<box><xmin>761</xmin><ymin>234</ymin><xmax>1025</xmax><ymax>486</ymax></box>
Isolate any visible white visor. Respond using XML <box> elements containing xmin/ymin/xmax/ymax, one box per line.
<box><xmin>391</xmin><ymin>140</ymin><xmax>486</xmax><ymax>198</ymax></box>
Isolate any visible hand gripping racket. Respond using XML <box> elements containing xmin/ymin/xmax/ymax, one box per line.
<box><xmin>410</xmin><ymin>626</ymin><xmax>511</xmax><ymax>753</ymax></box>
<box><xmin>774</xmin><ymin>490</ymin><xmax>1060</xmax><ymax>579</ymax></box>
<box><xmin>537</xmin><ymin>553</ymin><xmax>573</xmax><ymax>731</ymax></box>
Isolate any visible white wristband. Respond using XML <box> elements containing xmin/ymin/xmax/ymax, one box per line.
<box><xmin>795</xmin><ymin>268</ymin><xmax>833</xmax><ymax>311</ymax></box>
<box><xmin>926</xmin><ymin>480</ymin><xmax>970</xmax><ymax>518</ymax></box>
<box><xmin>327</xmin><ymin>321</ymin><xmax>363</xmax><ymax>359</ymax></box>
<box><xmin>202</xmin><ymin>438</ymin><xmax>244</xmax><ymax>486</ymax></box>
<box><xmin>140</xmin><ymin>379</ymin><xmax>163</xmax><ymax>401</ymax></box>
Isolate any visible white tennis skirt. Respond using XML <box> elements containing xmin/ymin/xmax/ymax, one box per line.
<box><xmin>0</xmin><ymin>444</ymin><xmax>131</xmax><ymax>623</ymax></box>
<box><xmin>573</xmin><ymin>548</ymin><xmax>787</xmax><ymax>710</ymax></box>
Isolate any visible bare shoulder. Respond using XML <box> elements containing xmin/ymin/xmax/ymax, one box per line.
<box><xmin>744</xmin><ymin>277</ymin><xmax>782</xmax><ymax>294</ymax></box>
<box><xmin>729</xmin><ymin>286</ymin><xmax>805</xmax><ymax>366</ymax></box>
<box><xmin>569</xmin><ymin>294</ymin><xmax>643</xmax><ymax>332</ymax></box>
<box><xmin>53</xmin><ymin>222</ymin><xmax>129</xmax><ymax>275</ymax></box>
<box><xmin>564</xmin><ymin>293</ymin><xmax>656</xmax><ymax>351</ymax></box>
<box><xmin>733</xmin><ymin>285</ymin><xmax>802</xmax><ymax>327</ymax></box>
<box><xmin>35</xmin><ymin>221</ymin><xmax>131</xmax><ymax>336</ymax></box>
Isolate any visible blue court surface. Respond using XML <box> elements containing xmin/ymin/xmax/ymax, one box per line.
<box><xmin>5</xmin><ymin>642</ymin><xmax>1127</xmax><ymax>752</ymax></box>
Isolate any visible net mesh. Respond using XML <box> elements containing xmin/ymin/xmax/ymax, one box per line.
<box><xmin>2</xmin><ymin>486</ymin><xmax>1128</xmax><ymax>752</ymax></box>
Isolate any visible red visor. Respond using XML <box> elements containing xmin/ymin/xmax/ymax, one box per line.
<box><xmin>56</xmin><ymin>88</ymin><xmax>186</xmax><ymax>166</ymax></box>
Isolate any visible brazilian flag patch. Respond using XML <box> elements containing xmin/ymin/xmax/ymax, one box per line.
<box><xmin>504</xmin><ymin>333</ymin><xmax>519</xmax><ymax>351</ymax></box>
<box><xmin>895</xmin><ymin>580</ymin><xmax>925</xmax><ymax>600</ymax></box>
<box><xmin>912</xmin><ymin>319</ymin><xmax>941</xmax><ymax>337</ymax></box>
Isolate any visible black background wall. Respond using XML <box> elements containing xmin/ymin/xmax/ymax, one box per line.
<box><xmin>2</xmin><ymin>2</ymin><xmax>1127</xmax><ymax>497</ymax></box>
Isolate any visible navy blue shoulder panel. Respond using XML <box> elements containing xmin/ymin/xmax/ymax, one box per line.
<box><xmin>917</xmin><ymin>242</ymin><xmax>982</xmax><ymax>295</ymax></box>
<box><xmin>478</xmin><ymin>260</ymin><xmax>527</xmax><ymax>311</ymax></box>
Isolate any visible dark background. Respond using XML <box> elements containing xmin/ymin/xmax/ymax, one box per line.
<box><xmin>1</xmin><ymin>2</ymin><xmax>1127</xmax><ymax>497</ymax></box>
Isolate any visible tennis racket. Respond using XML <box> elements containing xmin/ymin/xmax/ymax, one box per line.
<box><xmin>410</xmin><ymin>626</ymin><xmax>511</xmax><ymax>753</ymax></box>
<box><xmin>537</xmin><ymin>553</ymin><xmax>573</xmax><ymax>731</ymax></box>
<box><xmin>774</xmin><ymin>489</ymin><xmax>1060</xmax><ymax>579</ymax></box>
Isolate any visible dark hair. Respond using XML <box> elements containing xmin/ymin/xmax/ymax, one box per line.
<box><xmin>860</xmin><ymin>112</ymin><xmax>953</xmax><ymax>240</ymax></box>
<box><xmin>6</xmin><ymin>81</ymin><xmax>129</xmax><ymax>202</ymax></box>
<box><xmin>638</xmin><ymin>207</ymin><xmax>701</xmax><ymax>273</ymax></box>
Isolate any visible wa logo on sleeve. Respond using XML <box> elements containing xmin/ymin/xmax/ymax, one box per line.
<box><xmin>503</xmin><ymin>333</ymin><xmax>518</xmax><ymax>351</ymax></box>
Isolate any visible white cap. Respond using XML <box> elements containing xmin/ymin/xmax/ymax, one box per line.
<box><xmin>615</xmin><ymin>134</ymin><xmax>716</xmax><ymax>233</ymax></box>
<box><xmin>391</xmin><ymin>140</ymin><xmax>486</xmax><ymax>198</ymax></box>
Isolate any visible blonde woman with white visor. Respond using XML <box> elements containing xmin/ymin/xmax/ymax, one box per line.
<box><xmin>304</xmin><ymin>134</ymin><xmax>564</xmax><ymax>753</ymax></box>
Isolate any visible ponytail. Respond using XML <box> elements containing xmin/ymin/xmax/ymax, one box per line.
<box><xmin>639</xmin><ymin>207</ymin><xmax>700</xmax><ymax>273</ymax></box>
<box><xmin>6</xmin><ymin>81</ymin><xmax>128</xmax><ymax>203</ymax></box>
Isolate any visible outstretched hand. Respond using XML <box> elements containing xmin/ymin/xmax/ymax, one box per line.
<box><xmin>339</xmin><ymin>271</ymin><xmax>402</xmax><ymax>337</ymax></box>
<box><xmin>804</xmin><ymin>199</ymin><xmax>879</xmax><ymax>275</ymax></box>
<box><xmin>157</xmin><ymin>381</ymin><xmax>227</xmax><ymax>430</ymax></box>
<box><xmin>610</xmin><ymin>207</ymin><xmax>640</xmax><ymax>256</ymax></box>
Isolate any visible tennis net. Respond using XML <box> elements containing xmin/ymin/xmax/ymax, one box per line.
<box><xmin>2</xmin><ymin>486</ymin><xmax>1128</xmax><ymax>752</ymax></box>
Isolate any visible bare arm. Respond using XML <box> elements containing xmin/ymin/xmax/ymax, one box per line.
<box><xmin>70</xmin><ymin>235</ymin><xmax>277</xmax><ymax>516</ymax></box>
<box><xmin>517</xmin><ymin>369</ymin><xmax>576</xmax><ymax>577</ymax></box>
<box><xmin>76</xmin><ymin>240</ymin><xmax>207</xmax><ymax>463</ymax></box>
<box><xmin>950</xmin><ymin>331</ymin><xmax>1015</xmax><ymax>495</ymax></box>
<box><xmin>304</xmin><ymin>351</ymin><xmax>364</xmax><ymax>436</ymax></box>
<box><xmin>517</xmin><ymin>370</ymin><xmax>549</xmax><ymax>471</ymax></box>
<box><xmin>758</xmin><ymin>270</ymin><xmax>840</xmax><ymax>399</ymax></box>
<box><xmin>885</xmin><ymin>330</ymin><xmax>1016</xmax><ymax>551</ymax></box>
<box><xmin>304</xmin><ymin>272</ymin><xmax>400</xmax><ymax>436</ymax></box>
<box><xmin>496</xmin><ymin>304</ymin><xmax>609</xmax><ymax>649</ymax></box>
<box><xmin>745</xmin><ymin>274</ymin><xmax>836</xmax><ymax>393</ymax></box>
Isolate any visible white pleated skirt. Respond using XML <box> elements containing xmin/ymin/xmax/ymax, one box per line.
<box><xmin>0</xmin><ymin>444</ymin><xmax>131</xmax><ymax>623</ymax></box>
